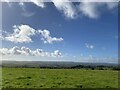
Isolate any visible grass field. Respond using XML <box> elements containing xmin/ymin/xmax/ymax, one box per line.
<box><xmin>2</xmin><ymin>68</ymin><xmax>119</xmax><ymax>88</ymax></box>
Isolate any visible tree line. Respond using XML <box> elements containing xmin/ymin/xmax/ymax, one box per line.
<box><xmin>1</xmin><ymin>64</ymin><xmax>120</xmax><ymax>70</ymax></box>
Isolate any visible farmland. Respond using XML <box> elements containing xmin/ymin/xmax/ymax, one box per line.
<box><xmin>2</xmin><ymin>68</ymin><xmax>119</xmax><ymax>89</ymax></box>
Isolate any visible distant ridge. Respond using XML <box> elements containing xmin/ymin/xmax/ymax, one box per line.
<box><xmin>1</xmin><ymin>60</ymin><xmax>119</xmax><ymax>69</ymax></box>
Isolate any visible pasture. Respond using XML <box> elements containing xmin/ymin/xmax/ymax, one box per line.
<box><xmin>2</xmin><ymin>68</ymin><xmax>119</xmax><ymax>89</ymax></box>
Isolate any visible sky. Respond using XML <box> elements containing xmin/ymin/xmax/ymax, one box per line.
<box><xmin>0</xmin><ymin>0</ymin><xmax>119</xmax><ymax>64</ymax></box>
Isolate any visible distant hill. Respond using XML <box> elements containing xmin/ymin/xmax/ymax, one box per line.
<box><xmin>1</xmin><ymin>61</ymin><xmax>119</xmax><ymax>69</ymax></box>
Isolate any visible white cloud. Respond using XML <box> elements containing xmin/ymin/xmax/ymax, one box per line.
<box><xmin>30</xmin><ymin>0</ymin><xmax>45</xmax><ymax>8</ymax></box>
<box><xmin>53</xmin><ymin>50</ymin><xmax>62</xmax><ymax>57</ymax></box>
<box><xmin>85</xmin><ymin>43</ymin><xmax>94</xmax><ymax>49</ymax></box>
<box><xmin>2</xmin><ymin>24</ymin><xmax>63</xmax><ymax>44</ymax></box>
<box><xmin>0</xmin><ymin>30</ymin><xmax>8</xmax><ymax>40</ymax></box>
<box><xmin>1</xmin><ymin>0</ymin><xmax>13</xmax><ymax>7</ymax></box>
<box><xmin>19</xmin><ymin>1</ymin><xmax>35</xmax><ymax>18</ymax></box>
<box><xmin>78</xmin><ymin>54</ymin><xmax>118</xmax><ymax>64</ymax></box>
<box><xmin>106</xmin><ymin>2</ymin><xmax>118</xmax><ymax>9</ymax></box>
<box><xmin>78</xmin><ymin>2</ymin><xmax>118</xmax><ymax>19</ymax></box>
<box><xmin>38</xmin><ymin>29</ymin><xmax>63</xmax><ymax>44</ymax></box>
<box><xmin>32</xmin><ymin>49</ymin><xmax>44</xmax><ymax>56</ymax></box>
<box><xmin>0</xmin><ymin>48</ymin><xmax>9</xmax><ymax>55</ymax></box>
<box><xmin>2</xmin><ymin>0</ymin><xmax>45</xmax><ymax>8</ymax></box>
<box><xmin>0</xmin><ymin>46</ymin><xmax>62</xmax><ymax>57</ymax></box>
<box><xmin>52</xmin><ymin>0</ymin><xmax>118</xmax><ymax>19</ymax></box>
<box><xmin>78</xmin><ymin>2</ymin><xmax>99</xmax><ymax>18</ymax></box>
<box><xmin>19</xmin><ymin>2</ymin><xmax>26</xmax><ymax>10</ymax></box>
<box><xmin>20</xmin><ymin>46</ymin><xmax>32</xmax><ymax>55</ymax></box>
<box><xmin>18</xmin><ymin>1</ymin><xmax>35</xmax><ymax>17</ymax></box>
<box><xmin>52</xmin><ymin>0</ymin><xmax>77</xmax><ymax>19</ymax></box>
<box><xmin>5</xmin><ymin>25</ymin><xmax>36</xmax><ymax>43</ymax></box>
<box><xmin>1</xmin><ymin>0</ymin><xmax>10</xmax><ymax>2</ymax></box>
<box><xmin>2</xmin><ymin>0</ymin><xmax>118</xmax><ymax>19</ymax></box>
<box><xmin>9</xmin><ymin>46</ymin><xmax>23</xmax><ymax>55</ymax></box>
<box><xmin>21</xmin><ymin>12</ymin><xmax>35</xmax><ymax>17</ymax></box>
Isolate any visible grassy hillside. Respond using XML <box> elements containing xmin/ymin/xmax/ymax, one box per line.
<box><xmin>2</xmin><ymin>68</ymin><xmax>118</xmax><ymax>89</ymax></box>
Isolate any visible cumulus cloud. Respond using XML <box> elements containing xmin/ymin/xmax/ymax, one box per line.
<box><xmin>38</xmin><ymin>29</ymin><xmax>63</xmax><ymax>44</ymax></box>
<box><xmin>52</xmin><ymin>0</ymin><xmax>118</xmax><ymax>19</ymax></box>
<box><xmin>19</xmin><ymin>2</ymin><xmax>26</xmax><ymax>10</ymax></box>
<box><xmin>106</xmin><ymin>2</ymin><xmax>118</xmax><ymax>9</ymax></box>
<box><xmin>2</xmin><ymin>0</ymin><xmax>118</xmax><ymax>19</ymax></box>
<box><xmin>78</xmin><ymin>2</ymin><xmax>118</xmax><ymax>19</ymax></box>
<box><xmin>2</xmin><ymin>0</ymin><xmax>45</xmax><ymax>8</ymax></box>
<box><xmin>0</xmin><ymin>48</ymin><xmax>9</xmax><ymax>55</ymax></box>
<box><xmin>30</xmin><ymin>0</ymin><xmax>45</xmax><ymax>8</ymax></box>
<box><xmin>2</xmin><ymin>24</ymin><xmax>63</xmax><ymax>44</ymax></box>
<box><xmin>5</xmin><ymin>25</ymin><xmax>36</xmax><ymax>43</ymax></box>
<box><xmin>0</xmin><ymin>46</ymin><xmax>62</xmax><ymax>57</ymax></box>
<box><xmin>85</xmin><ymin>43</ymin><xmax>94</xmax><ymax>49</ymax></box>
<box><xmin>78</xmin><ymin>2</ymin><xmax>99</xmax><ymax>18</ymax></box>
<box><xmin>52</xmin><ymin>0</ymin><xmax>77</xmax><ymax>19</ymax></box>
<box><xmin>52</xmin><ymin>50</ymin><xmax>62</xmax><ymax>57</ymax></box>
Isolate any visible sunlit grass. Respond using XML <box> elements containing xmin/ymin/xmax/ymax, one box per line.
<box><xmin>2</xmin><ymin>68</ymin><xmax>118</xmax><ymax>88</ymax></box>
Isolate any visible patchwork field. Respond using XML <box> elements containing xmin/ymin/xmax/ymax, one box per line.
<box><xmin>2</xmin><ymin>68</ymin><xmax>119</xmax><ymax>89</ymax></box>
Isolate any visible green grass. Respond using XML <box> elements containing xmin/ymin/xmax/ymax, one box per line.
<box><xmin>2</xmin><ymin>68</ymin><xmax>119</xmax><ymax>88</ymax></box>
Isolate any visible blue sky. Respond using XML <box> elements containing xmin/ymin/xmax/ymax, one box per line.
<box><xmin>0</xmin><ymin>1</ymin><xmax>118</xmax><ymax>63</ymax></box>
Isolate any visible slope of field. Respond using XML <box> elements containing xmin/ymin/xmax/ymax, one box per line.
<box><xmin>2</xmin><ymin>68</ymin><xmax>118</xmax><ymax>88</ymax></box>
